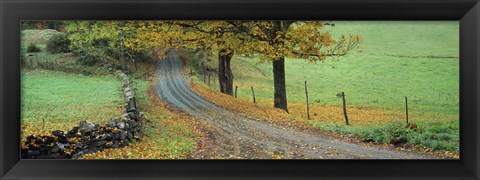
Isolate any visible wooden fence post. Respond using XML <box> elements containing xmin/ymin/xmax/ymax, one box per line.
<box><xmin>251</xmin><ymin>87</ymin><xmax>256</xmax><ymax>104</ymax></box>
<box><xmin>405</xmin><ymin>96</ymin><xmax>409</xmax><ymax>124</ymax></box>
<box><xmin>342</xmin><ymin>92</ymin><xmax>349</xmax><ymax>125</ymax></box>
<box><xmin>305</xmin><ymin>81</ymin><xmax>310</xmax><ymax>120</ymax></box>
<box><xmin>235</xmin><ymin>86</ymin><xmax>238</xmax><ymax>98</ymax></box>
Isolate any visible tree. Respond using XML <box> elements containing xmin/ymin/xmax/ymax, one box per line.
<box><xmin>65</xmin><ymin>21</ymin><xmax>359</xmax><ymax>112</ymax></box>
<box><xmin>176</xmin><ymin>21</ymin><xmax>259</xmax><ymax>96</ymax></box>
<box><xmin>103</xmin><ymin>21</ymin><xmax>360</xmax><ymax>112</ymax></box>
<box><xmin>123</xmin><ymin>21</ymin><xmax>360</xmax><ymax>112</ymax></box>
<box><xmin>65</xmin><ymin>21</ymin><xmax>138</xmax><ymax>72</ymax></box>
<box><xmin>217</xmin><ymin>48</ymin><xmax>234</xmax><ymax>95</ymax></box>
<box><xmin>225</xmin><ymin>21</ymin><xmax>360</xmax><ymax>112</ymax></box>
<box><xmin>126</xmin><ymin>21</ymin><xmax>255</xmax><ymax>96</ymax></box>
<box><xmin>21</xmin><ymin>21</ymin><xmax>64</xmax><ymax>30</ymax></box>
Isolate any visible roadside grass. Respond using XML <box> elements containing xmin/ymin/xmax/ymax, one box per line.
<box><xmin>188</xmin><ymin>21</ymin><xmax>459</xmax><ymax>155</ymax></box>
<box><xmin>82</xmin><ymin>79</ymin><xmax>200</xmax><ymax>159</ymax></box>
<box><xmin>190</xmin><ymin>82</ymin><xmax>308</xmax><ymax>130</ymax></box>
<box><xmin>308</xmin><ymin>120</ymin><xmax>459</xmax><ymax>153</ymax></box>
<box><xmin>21</xmin><ymin>70</ymin><xmax>124</xmax><ymax>144</ymax></box>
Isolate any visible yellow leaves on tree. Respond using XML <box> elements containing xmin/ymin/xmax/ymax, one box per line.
<box><xmin>65</xmin><ymin>20</ymin><xmax>361</xmax><ymax>111</ymax></box>
<box><xmin>65</xmin><ymin>20</ymin><xmax>361</xmax><ymax>65</ymax></box>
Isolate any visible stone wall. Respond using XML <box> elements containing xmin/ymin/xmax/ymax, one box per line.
<box><xmin>21</xmin><ymin>71</ymin><xmax>144</xmax><ymax>159</ymax></box>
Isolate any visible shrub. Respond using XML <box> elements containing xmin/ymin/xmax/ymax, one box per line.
<box><xmin>27</xmin><ymin>44</ymin><xmax>41</xmax><ymax>53</ymax></box>
<box><xmin>46</xmin><ymin>33</ymin><xmax>71</xmax><ymax>53</ymax></box>
<box><xmin>76</xmin><ymin>53</ymin><xmax>105</xmax><ymax>66</ymax></box>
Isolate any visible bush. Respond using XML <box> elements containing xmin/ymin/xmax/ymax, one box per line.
<box><xmin>27</xmin><ymin>44</ymin><xmax>41</xmax><ymax>53</ymax></box>
<box><xmin>312</xmin><ymin>120</ymin><xmax>459</xmax><ymax>152</ymax></box>
<box><xmin>77</xmin><ymin>53</ymin><xmax>104</xmax><ymax>66</ymax></box>
<box><xmin>46</xmin><ymin>33</ymin><xmax>71</xmax><ymax>53</ymax></box>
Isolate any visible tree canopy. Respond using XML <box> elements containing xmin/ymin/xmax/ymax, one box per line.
<box><xmin>65</xmin><ymin>20</ymin><xmax>360</xmax><ymax>111</ymax></box>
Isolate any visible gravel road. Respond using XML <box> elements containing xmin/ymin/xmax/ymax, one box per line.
<box><xmin>155</xmin><ymin>51</ymin><xmax>434</xmax><ymax>159</ymax></box>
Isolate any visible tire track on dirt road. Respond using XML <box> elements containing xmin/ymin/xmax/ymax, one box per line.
<box><xmin>155</xmin><ymin>51</ymin><xmax>434</xmax><ymax>159</ymax></box>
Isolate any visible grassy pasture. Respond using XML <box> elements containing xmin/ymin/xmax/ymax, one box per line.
<box><xmin>21</xmin><ymin>70</ymin><xmax>124</xmax><ymax>140</ymax></box>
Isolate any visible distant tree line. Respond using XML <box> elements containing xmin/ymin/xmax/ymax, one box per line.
<box><xmin>21</xmin><ymin>21</ymin><xmax>64</xmax><ymax>31</ymax></box>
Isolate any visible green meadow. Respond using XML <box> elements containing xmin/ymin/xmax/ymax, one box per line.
<box><xmin>21</xmin><ymin>70</ymin><xmax>124</xmax><ymax>128</ymax></box>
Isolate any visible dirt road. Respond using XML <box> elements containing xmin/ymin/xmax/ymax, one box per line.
<box><xmin>155</xmin><ymin>51</ymin><xmax>433</xmax><ymax>159</ymax></box>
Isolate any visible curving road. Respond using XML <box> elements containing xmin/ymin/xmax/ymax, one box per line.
<box><xmin>155</xmin><ymin>51</ymin><xmax>433</xmax><ymax>159</ymax></box>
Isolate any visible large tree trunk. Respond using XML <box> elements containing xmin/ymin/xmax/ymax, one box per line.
<box><xmin>218</xmin><ymin>49</ymin><xmax>234</xmax><ymax>96</ymax></box>
<box><xmin>273</xmin><ymin>57</ymin><xmax>288</xmax><ymax>112</ymax></box>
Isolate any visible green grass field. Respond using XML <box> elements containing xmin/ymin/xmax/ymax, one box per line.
<box><xmin>21</xmin><ymin>70</ymin><xmax>124</xmax><ymax>124</ymax></box>
<box><xmin>196</xmin><ymin>21</ymin><xmax>460</xmax><ymax>152</ymax></box>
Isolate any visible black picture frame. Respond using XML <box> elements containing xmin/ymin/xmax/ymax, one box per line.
<box><xmin>1</xmin><ymin>0</ymin><xmax>479</xmax><ymax>179</ymax></box>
